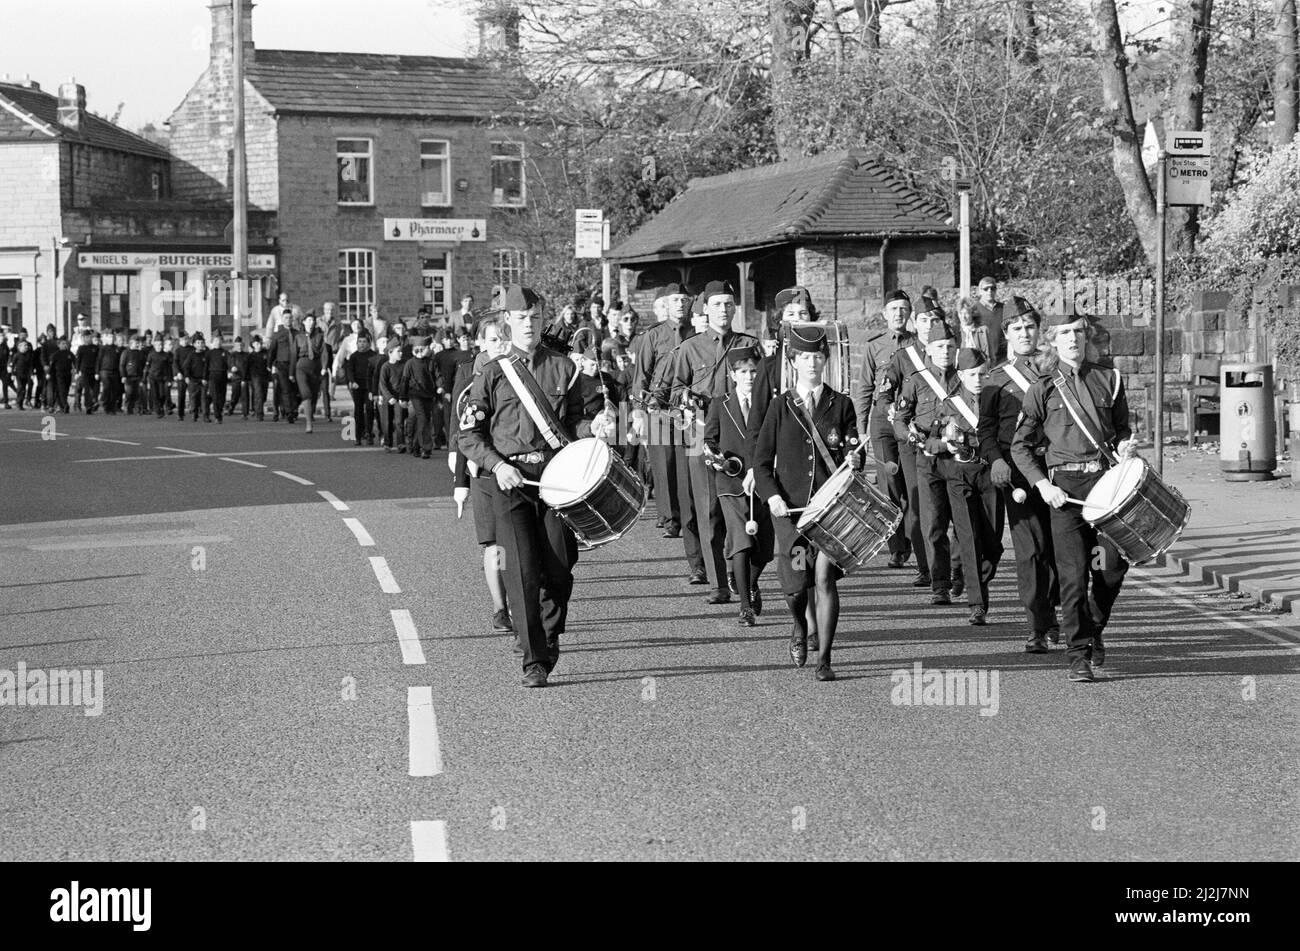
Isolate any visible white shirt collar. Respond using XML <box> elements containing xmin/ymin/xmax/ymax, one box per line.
<box><xmin>795</xmin><ymin>383</ymin><xmax>824</xmax><ymax>406</ymax></box>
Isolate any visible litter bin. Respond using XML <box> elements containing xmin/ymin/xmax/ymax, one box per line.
<box><xmin>1220</xmin><ymin>363</ymin><xmax>1275</xmax><ymax>482</ymax></box>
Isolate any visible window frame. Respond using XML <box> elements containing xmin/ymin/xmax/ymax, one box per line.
<box><xmin>491</xmin><ymin>248</ymin><xmax>528</xmax><ymax>287</ymax></box>
<box><xmin>337</xmin><ymin>248</ymin><xmax>377</xmax><ymax>323</ymax></box>
<box><xmin>336</xmin><ymin>138</ymin><xmax>375</xmax><ymax>206</ymax></box>
<box><xmin>490</xmin><ymin>140</ymin><xmax>527</xmax><ymax>208</ymax></box>
<box><xmin>419</xmin><ymin>139</ymin><xmax>452</xmax><ymax>208</ymax></box>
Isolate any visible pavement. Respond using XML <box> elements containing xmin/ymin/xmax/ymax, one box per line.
<box><xmin>1149</xmin><ymin>444</ymin><xmax>1300</xmax><ymax>617</ymax></box>
<box><xmin>0</xmin><ymin>406</ymin><xmax>1297</xmax><ymax>862</ymax></box>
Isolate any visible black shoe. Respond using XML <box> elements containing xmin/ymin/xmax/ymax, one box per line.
<box><xmin>522</xmin><ymin>665</ymin><xmax>548</xmax><ymax>688</ymax></box>
<box><xmin>705</xmin><ymin>589</ymin><xmax>731</xmax><ymax>605</ymax></box>
<box><xmin>789</xmin><ymin>629</ymin><xmax>808</xmax><ymax>668</ymax></box>
<box><xmin>687</xmin><ymin>570</ymin><xmax>708</xmax><ymax>585</ymax></box>
<box><xmin>930</xmin><ymin>590</ymin><xmax>952</xmax><ymax>605</ymax></box>
<box><xmin>492</xmin><ymin>609</ymin><xmax>512</xmax><ymax>633</ymax></box>
<box><xmin>397</xmin><ymin>446</ymin><xmax>407</xmax><ymax>454</ymax></box>
<box><xmin>750</xmin><ymin>586</ymin><xmax>762</xmax><ymax>616</ymax></box>
<box><xmin>808</xmin><ymin>632</ymin><xmax>820</xmax><ymax>654</ymax></box>
<box><xmin>1068</xmin><ymin>658</ymin><xmax>1096</xmax><ymax>683</ymax></box>
<box><xmin>1024</xmin><ymin>634</ymin><xmax>1050</xmax><ymax>654</ymax></box>
<box><xmin>815</xmin><ymin>662</ymin><xmax>836</xmax><ymax>682</ymax></box>
<box><xmin>968</xmin><ymin>606</ymin><xmax>987</xmax><ymax>626</ymax></box>
<box><xmin>912</xmin><ymin>572</ymin><xmax>931</xmax><ymax>588</ymax></box>
<box><xmin>887</xmin><ymin>552</ymin><xmax>906</xmax><ymax>569</ymax></box>
<box><xmin>1046</xmin><ymin>624</ymin><xmax>1061</xmax><ymax>645</ymax></box>
<box><xmin>726</xmin><ymin>571</ymin><xmax>737</xmax><ymax>595</ymax></box>
<box><xmin>422</xmin><ymin>451</ymin><xmax>432</xmax><ymax>459</ymax></box>
<box><xmin>738</xmin><ymin>609</ymin><xmax>755</xmax><ymax>627</ymax></box>
<box><xmin>545</xmin><ymin>639</ymin><xmax>560</xmax><ymax>673</ymax></box>
<box><xmin>1091</xmin><ymin>632</ymin><xmax>1106</xmax><ymax>668</ymax></box>
<box><xmin>662</xmin><ymin>529</ymin><xmax>681</xmax><ymax>539</ymax></box>
<box><xmin>952</xmin><ymin>572</ymin><xmax>966</xmax><ymax>598</ymax></box>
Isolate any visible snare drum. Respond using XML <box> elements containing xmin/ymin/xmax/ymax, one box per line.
<box><xmin>539</xmin><ymin>437</ymin><xmax>647</xmax><ymax>549</ymax></box>
<box><xmin>796</xmin><ymin>465</ymin><xmax>903</xmax><ymax>573</ymax></box>
<box><xmin>1079</xmin><ymin>457</ymin><xmax>1190</xmax><ymax>565</ymax></box>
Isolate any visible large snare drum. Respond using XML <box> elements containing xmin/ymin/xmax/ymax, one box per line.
<box><xmin>1079</xmin><ymin>457</ymin><xmax>1190</xmax><ymax>565</ymax></box>
<box><xmin>539</xmin><ymin>437</ymin><xmax>647</xmax><ymax>549</ymax></box>
<box><xmin>796</xmin><ymin>465</ymin><xmax>903</xmax><ymax>573</ymax></box>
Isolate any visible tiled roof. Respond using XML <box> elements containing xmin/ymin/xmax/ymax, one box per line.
<box><xmin>0</xmin><ymin>82</ymin><xmax>169</xmax><ymax>159</ymax></box>
<box><xmin>246</xmin><ymin>50</ymin><xmax>519</xmax><ymax>118</ymax></box>
<box><xmin>608</xmin><ymin>150</ymin><xmax>955</xmax><ymax>262</ymax></box>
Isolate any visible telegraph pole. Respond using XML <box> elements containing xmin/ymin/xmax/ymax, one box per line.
<box><xmin>1155</xmin><ymin>148</ymin><xmax>1166</xmax><ymax>477</ymax></box>
<box><xmin>231</xmin><ymin>0</ymin><xmax>249</xmax><ymax>329</ymax></box>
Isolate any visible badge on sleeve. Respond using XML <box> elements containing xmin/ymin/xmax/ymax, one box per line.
<box><xmin>827</xmin><ymin>428</ymin><xmax>840</xmax><ymax>448</ymax></box>
<box><xmin>460</xmin><ymin>400</ymin><xmax>487</xmax><ymax>430</ymax></box>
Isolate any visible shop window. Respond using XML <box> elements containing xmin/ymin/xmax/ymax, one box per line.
<box><xmin>337</xmin><ymin>138</ymin><xmax>373</xmax><ymax>205</ymax></box>
<box><xmin>420</xmin><ymin>140</ymin><xmax>450</xmax><ymax>207</ymax></box>
<box><xmin>492</xmin><ymin>248</ymin><xmax>527</xmax><ymax>287</ymax></box>
<box><xmin>338</xmin><ymin>249</ymin><xmax>376</xmax><ymax>323</ymax></box>
<box><xmin>160</xmin><ymin>270</ymin><xmax>187</xmax><ymax>319</ymax></box>
<box><xmin>490</xmin><ymin>141</ymin><xmax>525</xmax><ymax>206</ymax></box>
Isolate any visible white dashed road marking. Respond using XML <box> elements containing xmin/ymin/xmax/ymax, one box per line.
<box><xmin>369</xmin><ymin>556</ymin><xmax>401</xmax><ymax>593</ymax></box>
<box><xmin>220</xmin><ymin>457</ymin><xmax>266</xmax><ymax>468</ymax></box>
<box><xmin>317</xmin><ymin>490</ymin><xmax>349</xmax><ymax>511</ymax></box>
<box><xmin>273</xmin><ymin>470</ymin><xmax>315</xmax><ymax>486</ymax></box>
<box><xmin>407</xmin><ymin>687</ymin><xmax>444</xmax><ymax>777</ymax></box>
<box><xmin>154</xmin><ymin>445</ymin><xmax>205</xmax><ymax>456</ymax></box>
<box><xmin>390</xmin><ymin>610</ymin><xmax>427</xmax><ymax>665</ymax></box>
<box><xmin>86</xmin><ymin>437</ymin><xmax>141</xmax><ymax>446</ymax></box>
<box><xmin>410</xmin><ymin>820</ymin><xmax>450</xmax><ymax>862</ymax></box>
<box><xmin>343</xmin><ymin>518</ymin><xmax>375</xmax><ymax>547</ymax></box>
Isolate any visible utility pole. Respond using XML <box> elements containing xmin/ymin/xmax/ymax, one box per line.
<box><xmin>232</xmin><ymin>0</ymin><xmax>249</xmax><ymax>330</ymax></box>
<box><xmin>1155</xmin><ymin>148</ymin><xmax>1166</xmax><ymax>477</ymax></box>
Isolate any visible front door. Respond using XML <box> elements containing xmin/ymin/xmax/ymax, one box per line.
<box><xmin>421</xmin><ymin>254</ymin><xmax>451</xmax><ymax>320</ymax></box>
<box><xmin>94</xmin><ymin>272</ymin><xmax>138</xmax><ymax>332</ymax></box>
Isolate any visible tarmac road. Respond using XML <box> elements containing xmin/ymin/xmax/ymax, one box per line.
<box><xmin>1</xmin><ymin>408</ymin><xmax>1297</xmax><ymax>861</ymax></box>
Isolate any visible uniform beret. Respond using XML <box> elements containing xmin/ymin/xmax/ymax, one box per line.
<box><xmin>387</xmin><ymin>340</ymin><xmax>403</xmax><ymax>353</ymax></box>
<box><xmin>725</xmin><ymin>345</ymin><xmax>763</xmax><ymax>367</ymax></box>
<box><xmin>1001</xmin><ymin>296</ymin><xmax>1041</xmax><ymax>327</ymax></box>
<box><xmin>956</xmin><ymin>347</ymin><xmax>988</xmax><ymax>370</ymax></box>
<box><xmin>914</xmin><ymin>296</ymin><xmax>940</xmax><ymax>316</ymax></box>
<box><xmin>701</xmin><ymin>280</ymin><xmax>736</xmax><ymax>300</ymax></box>
<box><xmin>656</xmin><ymin>283</ymin><xmax>691</xmax><ymax>300</ymax></box>
<box><xmin>920</xmin><ymin>320</ymin><xmax>955</xmax><ymax>343</ymax></box>
<box><xmin>786</xmin><ymin>325</ymin><xmax>829</xmax><ymax>354</ymax></box>
<box><xmin>580</xmin><ymin>345</ymin><xmax>598</xmax><ymax>360</ymax></box>
<box><xmin>884</xmin><ymin>289</ymin><xmax>911</xmax><ymax>306</ymax></box>
<box><xmin>774</xmin><ymin>286</ymin><xmax>814</xmax><ymax>310</ymax></box>
<box><xmin>498</xmin><ymin>284</ymin><xmax>541</xmax><ymax>312</ymax></box>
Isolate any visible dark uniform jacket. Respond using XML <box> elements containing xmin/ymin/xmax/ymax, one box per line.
<box><xmin>978</xmin><ymin>354</ymin><xmax>1046</xmax><ymax>467</ymax></box>
<box><xmin>144</xmin><ymin>349</ymin><xmax>173</xmax><ymax>380</ymax></box>
<box><xmin>460</xmin><ymin>345</ymin><xmax>595</xmax><ymax>475</ymax></box>
<box><xmin>204</xmin><ymin>347</ymin><xmax>228</xmax><ymax>378</ymax></box>
<box><xmin>75</xmin><ymin>344</ymin><xmax>99</xmax><ymax>375</ymax></box>
<box><xmin>293</xmin><ymin>330</ymin><xmax>329</xmax><ymax>372</ymax></box>
<box><xmin>119</xmin><ymin>348</ymin><xmax>146</xmax><ymax>379</ymax></box>
<box><xmin>453</xmin><ymin>352</ymin><xmax>493</xmax><ymax>489</ymax></box>
<box><xmin>630</xmin><ymin>319</ymin><xmax>692</xmax><ymax>407</ymax></box>
<box><xmin>96</xmin><ymin>344</ymin><xmax>121</xmax><ymax>376</ymax></box>
<box><xmin>894</xmin><ymin>361</ymin><xmax>988</xmax><ymax>459</ymax></box>
<box><xmin>434</xmin><ymin>348</ymin><xmax>470</xmax><ymax>396</ymax></box>
<box><xmin>10</xmin><ymin>349</ymin><xmax>35</xmax><ymax>377</ymax></box>
<box><xmin>399</xmin><ymin>354</ymin><xmax>441</xmax><ymax>400</ymax></box>
<box><xmin>378</xmin><ymin>360</ymin><xmax>405</xmax><ymax>403</ymax></box>
<box><xmin>49</xmin><ymin>349</ymin><xmax>74</xmax><ymax>379</ymax></box>
<box><xmin>704</xmin><ymin>388</ymin><xmax>772</xmax><ymax>497</ymax></box>
<box><xmin>669</xmin><ymin>327</ymin><xmax>760</xmax><ymax>414</ymax></box>
<box><xmin>1011</xmin><ymin>360</ymin><xmax>1130</xmax><ymax>486</ymax></box>
<box><xmin>754</xmin><ymin>386</ymin><xmax>859</xmax><ymax>508</ymax></box>
<box><xmin>181</xmin><ymin>348</ymin><xmax>209</xmax><ymax>381</ymax></box>
<box><xmin>966</xmin><ymin>302</ymin><xmax>1006</xmax><ymax>364</ymax></box>
<box><xmin>227</xmin><ymin>350</ymin><xmax>250</xmax><ymax>380</ymax></box>
<box><xmin>174</xmin><ymin>345</ymin><xmax>195</xmax><ymax>379</ymax></box>
<box><xmin>264</xmin><ymin>327</ymin><xmax>297</xmax><ymax>367</ymax></box>
<box><xmin>853</xmin><ymin>327</ymin><xmax>917</xmax><ymax>436</ymax></box>
<box><xmin>247</xmin><ymin>350</ymin><xmax>270</xmax><ymax>382</ymax></box>
<box><xmin>343</xmin><ymin>351</ymin><xmax>374</xmax><ymax>389</ymax></box>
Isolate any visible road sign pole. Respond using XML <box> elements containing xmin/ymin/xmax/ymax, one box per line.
<box><xmin>959</xmin><ymin>190</ymin><xmax>971</xmax><ymax>299</ymax></box>
<box><xmin>1155</xmin><ymin>150</ymin><xmax>1166</xmax><ymax>476</ymax></box>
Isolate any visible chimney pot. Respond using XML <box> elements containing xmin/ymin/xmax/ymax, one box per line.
<box><xmin>58</xmin><ymin>80</ymin><xmax>87</xmax><ymax>130</ymax></box>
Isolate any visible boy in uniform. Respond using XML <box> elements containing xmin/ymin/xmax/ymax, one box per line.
<box><xmin>343</xmin><ymin>334</ymin><xmax>376</xmax><ymax>446</ymax></box>
<box><xmin>144</xmin><ymin>336</ymin><xmax>174</xmax><ymax>419</ymax></box>
<box><xmin>378</xmin><ymin>340</ymin><xmax>408</xmax><ymax>453</ymax></box>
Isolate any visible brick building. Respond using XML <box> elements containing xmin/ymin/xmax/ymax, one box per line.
<box><xmin>167</xmin><ymin>0</ymin><xmax>544</xmax><ymax>330</ymax></box>
<box><xmin>608</xmin><ymin>151</ymin><xmax>959</xmax><ymax>349</ymax></box>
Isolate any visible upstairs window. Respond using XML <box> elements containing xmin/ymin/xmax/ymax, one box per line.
<box><xmin>490</xmin><ymin>141</ymin><xmax>526</xmax><ymax>206</ymax></box>
<box><xmin>337</xmin><ymin>138</ymin><xmax>373</xmax><ymax>205</ymax></box>
<box><xmin>420</xmin><ymin>140</ymin><xmax>450</xmax><ymax>207</ymax></box>
<box><xmin>492</xmin><ymin>248</ymin><xmax>527</xmax><ymax>287</ymax></box>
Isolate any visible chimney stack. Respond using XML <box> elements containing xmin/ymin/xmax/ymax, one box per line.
<box><xmin>210</xmin><ymin>0</ymin><xmax>255</xmax><ymax>67</ymax></box>
<box><xmin>58</xmin><ymin>77</ymin><xmax>87</xmax><ymax>131</ymax></box>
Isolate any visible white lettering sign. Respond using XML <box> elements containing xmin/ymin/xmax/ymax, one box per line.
<box><xmin>1166</xmin><ymin>156</ymin><xmax>1211</xmax><ymax>206</ymax></box>
<box><xmin>77</xmin><ymin>252</ymin><xmax>277</xmax><ymax>270</ymax></box>
<box><xmin>384</xmin><ymin>218</ymin><xmax>486</xmax><ymax>242</ymax></box>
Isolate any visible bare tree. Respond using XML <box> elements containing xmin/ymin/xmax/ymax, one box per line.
<box><xmin>1090</xmin><ymin>0</ymin><xmax>1159</xmax><ymax>266</ymax></box>
<box><xmin>1277</xmin><ymin>0</ymin><xmax>1299</xmax><ymax>144</ymax></box>
<box><xmin>1166</xmin><ymin>0</ymin><xmax>1213</xmax><ymax>253</ymax></box>
<box><xmin>769</xmin><ymin>0</ymin><xmax>818</xmax><ymax>159</ymax></box>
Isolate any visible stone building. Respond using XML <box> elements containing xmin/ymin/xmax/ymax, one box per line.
<box><xmin>167</xmin><ymin>0</ymin><xmax>545</xmax><ymax>328</ymax></box>
<box><xmin>608</xmin><ymin>150</ymin><xmax>959</xmax><ymax>348</ymax></box>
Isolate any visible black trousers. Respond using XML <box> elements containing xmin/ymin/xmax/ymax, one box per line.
<box><xmin>432</xmin><ymin>393</ymin><xmax>449</xmax><ymax>447</ymax></box>
<box><xmin>13</xmin><ymin>374</ymin><xmax>31</xmax><ymax>408</ymax></box>
<box><xmin>350</xmin><ymin>387</ymin><xmax>374</xmax><ymax>441</ymax></box>
<box><xmin>409</xmin><ymin>396</ymin><xmax>436</xmax><ymax>453</ymax></box>
<box><xmin>149</xmin><ymin>377</ymin><xmax>170</xmax><ymax>416</ymax></box>
<box><xmin>273</xmin><ymin>363</ymin><xmax>297</xmax><ymax>418</ymax></box>
<box><xmin>896</xmin><ymin>439</ymin><xmax>932</xmax><ymax>576</ymax></box>
<box><xmin>123</xmin><ymin>377</ymin><xmax>142</xmax><ymax>414</ymax></box>
<box><xmin>99</xmin><ymin>372</ymin><xmax>121</xmax><ymax>413</ymax></box>
<box><xmin>492</xmin><ymin>470</ymin><xmax>578</xmax><ymax>672</ymax></box>
<box><xmin>871</xmin><ymin>419</ymin><xmax>910</xmax><ymax>557</ymax></box>
<box><xmin>250</xmin><ymin>378</ymin><xmax>268</xmax><ymax>418</ymax></box>
<box><xmin>917</xmin><ymin>453</ymin><xmax>952</xmax><ymax>590</ymax></box>
<box><xmin>649</xmin><ymin>441</ymin><xmax>680</xmax><ymax>532</ymax></box>
<box><xmin>52</xmin><ymin>374</ymin><xmax>71</xmax><ymax>412</ymax></box>
<box><xmin>186</xmin><ymin>379</ymin><xmax>205</xmax><ymax>418</ymax></box>
<box><xmin>1049</xmin><ymin>469</ymin><xmax>1128</xmax><ymax>659</ymax></box>
<box><xmin>941</xmin><ymin>457</ymin><xmax>1003</xmax><ymax>609</ymax></box>
<box><xmin>175</xmin><ymin>375</ymin><xmax>187</xmax><ymax>418</ymax></box>
<box><xmin>687</xmin><ymin>450</ymin><xmax>728</xmax><ymax>591</ymax></box>
<box><xmin>673</xmin><ymin>439</ymin><xmax>705</xmax><ymax>574</ymax></box>
<box><xmin>295</xmin><ymin>365</ymin><xmax>322</xmax><ymax>418</ymax></box>
<box><xmin>1001</xmin><ymin>474</ymin><xmax>1059</xmax><ymax>633</ymax></box>
<box><xmin>206</xmin><ymin>375</ymin><xmax>227</xmax><ymax>420</ymax></box>
<box><xmin>229</xmin><ymin>378</ymin><xmax>250</xmax><ymax>416</ymax></box>
<box><xmin>79</xmin><ymin>372</ymin><xmax>99</xmax><ymax>412</ymax></box>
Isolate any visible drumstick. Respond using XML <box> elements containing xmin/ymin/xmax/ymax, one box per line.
<box><xmin>1011</xmin><ymin>488</ymin><xmax>1027</xmax><ymax>503</ymax></box>
<box><xmin>519</xmin><ymin>479</ymin><xmax>543</xmax><ymax>488</ymax></box>
<box><xmin>1062</xmin><ymin>496</ymin><xmax>1091</xmax><ymax>506</ymax></box>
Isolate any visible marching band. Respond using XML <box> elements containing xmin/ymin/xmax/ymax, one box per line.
<box><xmin>455</xmin><ymin>282</ymin><xmax>1189</xmax><ymax>689</ymax></box>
